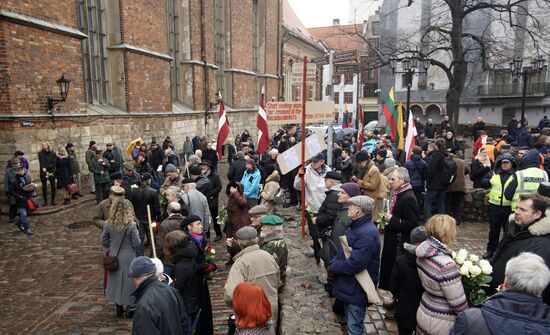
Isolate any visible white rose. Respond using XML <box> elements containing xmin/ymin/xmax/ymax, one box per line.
<box><xmin>457</xmin><ymin>249</ymin><xmax>468</xmax><ymax>260</ymax></box>
<box><xmin>455</xmin><ymin>255</ymin><xmax>466</xmax><ymax>265</ymax></box>
<box><xmin>462</xmin><ymin>260</ymin><xmax>473</xmax><ymax>270</ymax></box>
<box><xmin>479</xmin><ymin>259</ymin><xmax>493</xmax><ymax>275</ymax></box>
<box><xmin>452</xmin><ymin>251</ymin><xmax>457</xmax><ymax>259</ymax></box>
<box><xmin>459</xmin><ymin>265</ymin><xmax>470</xmax><ymax>277</ymax></box>
<box><xmin>469</xmin><ymin>254</ymin><xmax>480</xmax><ymax>263</ymax></box>
<box><xmin>210</xmin><ymin>248</ymin><xmax>216</xmax><ymax>255</ymax></box>
<box><xmin>469</xmin><ymin>265</ymin><xmax>482</xmax><ymax>277</ymax></box>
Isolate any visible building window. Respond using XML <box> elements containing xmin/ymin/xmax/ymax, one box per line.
<box><xmin>78</xmin><ymin>0</ymin><xmax>109</xmax><ymax>104</ymax></box>
<box><xmin>167</xmin><ymin>0</ymin><xmax>193</xmax><ymax>107</ymax></box>
<box><xmin>344</xmin><ymin>73</ymin><xmax>354</xmax><ymax>85</ymax></box>
<box><xmin>344</xmin><ymin>91</ymin><xmax>353</xmax><ymax>104</ymax></box>
<box><xmin>368</xmin><ymin>69</ymin><xmax>375</xmax><ymax>80</ymax></box>
<box><xmin>167</xmin><ymin>0</ymin><xmax>181</xmax><ymax>102</ymax></box>
<box><xmin>334</xmin><ymin>92</ymin><xmax>339</xmax><ymax>104</ymax></box>
<box><xmin>333</xmin><ymin>74</ymin><xmax>341</xmax><ymax>85</ymax></box>
<box><xmin>372</xmin><ymin>21</ymin><xmax>379</xmax><ymax>36</ymax></box>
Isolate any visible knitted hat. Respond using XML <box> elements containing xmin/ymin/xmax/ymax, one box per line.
<box><xmin>235</xmin><ymin>226</ymin><xmax>258</xmax><ymax>240</ymax></box>
<box><xmin>384</xmin><ymin>158</ymin><xmax>396</xmax><ymax>168</ymax></box>
<box><xmin>124</xmin><ymin>162</ymin><xmax>135</xmax><ymax>171</ymax></box>
<box><xmin>189</xmin><ymin>166</ymin><xmax>202</xmax><ymax>176</ymax></box>
<box><xmin>377</xmin><ymin>149</ymin><xmax>387</xmax><ymax>158</ymax></box>
<box><xmin>246</xmin><ymin>159</ymin><xmax>256</xmax><ymax>166</ymax></box>
<box><xmin>340</xmin><ymin>182</ymin><xmax>360</xmax><ymax>197</ymax></box>
<box><xmin>188</xmin><ymin>155</ymin><xmax>201</xmax><ymax>164</ymax></box>
<box><xmin>347</xmin><ymin>195</ymin><xmax>374</xmax><ymax>212</ymax></box>
<box><xmin>355</xmin><ymin>151</ymin><xmax>369</xmax><ymax>162</ymax></box>
<box><xmin>260</xmin><ymin>215</ymin><xmax>284</xmax><ymax>226</ymax></box>
<box><xmin>410</xmin><ymin>226</ymin><xmax>427</xmax><ymax>245</ymax></box>
<box><xmin>110</xmin><ymin>186</ymin><xmax>125</xmax><ymax>196</ymax></box>
<box><xmin>165</xmin><ymin>164</ymin><xmax>177</xmax><ymax>173</ymax></box>
<box><xmin>110</xmin><ymin>171</ymin><xmax>123</xmax><ymax>180</ymax></box>
<box><xmin>128</xmin><ymin>256</ymin><xmax>156</xmax><ymax>278</ymax></box>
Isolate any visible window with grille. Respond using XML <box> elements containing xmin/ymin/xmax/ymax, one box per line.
<box><xmin>344</xmin><ymin>92</ymin><xmax>353</xmax><ymax>104</ymax></box>
<box><xmin>344</xmin><ymin>73</ymin><xmax>354</xmax><ymax>85</ymax></box>
<box><xmin>334</xmin><ymin>92</ymin><xmax>339</xmax><ymax>104</ymax></box>
<box><xmin>77</xmin><ymin>0</ymin><xmax>109</xmax><ymax>104</ymax></box>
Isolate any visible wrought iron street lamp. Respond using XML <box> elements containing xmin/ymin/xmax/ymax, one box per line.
<box><xmin>510</xmin><ymin>56</ymin><xmax>546</xmax><ymax>127</ymax></box>
<box><xmin>47</xmin><ymin>74</ymin><xmax>71</xmax><ymax>114</ymax></box>
<box><xmin>389</xmin><ymin>52</ymin><xmax>431</xmax><ymax>121</ymax></box>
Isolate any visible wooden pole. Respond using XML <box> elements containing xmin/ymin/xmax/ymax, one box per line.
<box><xmin>301</xmin><ymin>56</ymin><xmax>307</xmax><ymax>237</ymax></box>
<box><xmin>147</xmin><ymin>205</ymin><xmax>157</xmax><ymax>259</ymax></box>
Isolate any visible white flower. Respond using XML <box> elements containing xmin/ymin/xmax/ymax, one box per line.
<box><xmin>479</xmin><ymin>259</ymin><xmax>493</xmax><ymax>275</ymax></box>
<box><xmin>131</xmin><ymin>184</ymin><xmax>139</xmax><ymax>189</ymax></box>
<box><xmin>462</xmin><ymin>260</ymin><xmax>473</xmax><ymax>270</ymax></box>
<box><xmin>210</xmin><ymin>248</ymin><xmax>216</xmax><ymax>255</ymax></box>
<box><xmin>452</xmin><ymin>251</ymin><xmax>457</xmax><ymax>259</ymax></box>
<box><xmin>455</xmin><ymin>255</ymin><xmax>466</xmax><ymax>265</ymax></box>
<box><xmin>469</xmin><ymin>254</ymin><xmax>480</xmax><ymax>263</ymax></box>
<box><xmin>457</xmin><ymin>249</ymin><xmax>468</xmax><ymax>260</ymax></box>
<box><xmin>459</xmin><ymin>264</ymin><xmax>470</xmax><ymax>277</ymax></box>
<box><xmin>469</xmin><ymin>265</ymin><xmax>482</xmax><ymax>277</ymax></box>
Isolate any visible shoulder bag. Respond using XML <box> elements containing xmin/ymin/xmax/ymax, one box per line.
<box><xmin>103</xmin><ymin>228</ymin><xmax>128</xmax><ymax>272</ymax></box>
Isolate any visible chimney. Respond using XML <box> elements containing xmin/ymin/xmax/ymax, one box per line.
<box><xmin>333</xmin><ymin>18</ymin><xmax>340</xmax><ymax>26</ymax></box>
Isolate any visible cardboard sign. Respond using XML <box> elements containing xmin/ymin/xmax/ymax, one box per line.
<box><xmin>277</xmin><ymin>131</ymin><xmax>327</xmax><ymax>175</ymax></box>
<box><xmin>266</xmin><ymin>101</ymin><xmax>335</xmax><ymax>125</ymax></box>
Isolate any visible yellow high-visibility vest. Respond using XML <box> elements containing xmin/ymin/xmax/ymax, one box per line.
<box><xmin>511</xmin><ymin>167</ymin><xmax>549</xmax><ymax>211</ymax></box>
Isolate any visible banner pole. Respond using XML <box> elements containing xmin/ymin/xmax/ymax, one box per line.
<box><xmin>301</xmin><ymin>56</ymin><xmax>307</xmax><ymax>238</ymax></box>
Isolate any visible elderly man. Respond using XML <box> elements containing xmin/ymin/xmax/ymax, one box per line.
<box><xmin>295</xmin><ymin>152</ymin><xmax>331</xmax><ymax>213</ymax></box>
<box><xmin>228</xmin><ymin>151</ymin><xmax>247</xmax><ymax>183</ymax></box>
<box><xmin>155</xmin><ymin>201</ymin><xmax>185</xmax><ymax>275</ymax></box>
<box><xmin>160</xmin><ymin>164</ymin><xmax>182</xmax><ymax>194</ymax></box>
<box><xmin>241</xmin><ymin>159</ymin><xmax>262</xmax><ymax>208</ymax></box>
<box><xmin>225</xmin><ymin>204</ymin><xmax>269</xmax><ymax>264</ymax></box>
<box><xmin>202</xmin><ymin>159</ymin><xmax>223</xmax><ymax>241</ymax></box>
<box><xmin>224</xmin><ymin>226</ymin><xmax>280</xmax><ymax>326</ymax></box>
<box><xmin>329</xmin><ymin>195</ymin><xmax>381</xmax><ymax>335</ymax></box>
<box><xmin>129</xmin><ymin>256</ymin><xmax>189</xmax><ymax>335</ymax></box>
<box><xmin>489</xmin><ymin>194</ymin><xmax>550</xmax><ymax>304</ymax></box>
<box><xmin>452</xmin><ymin>252</ymin><xmax>550</xmax><ymax>334</ymax></box>
<box><xmin>352</xmin><ymin>151</ymin><xmax>384</xmax><ymax>225</ymax></box>
<box><xmin>93</xmin><ymin>185</ymin><xmax>136</xmax><ymax>229</ymax></box>
<box><xmin>259</xmin><ymin>215</ymin><xmax>288</xmax><ymax>287</ymax></box>
<box><xmin>181</xmin><ymin>178</ymin><xmax>211</xmax><ymax>235</ymax></box>
<box><xmin>130</xmin><ymin>173</ymin><xmax>161</xmax><ymax>256</ymax></box>
<box><xmin>122</xmin><ymin>162</ymin><xmax>141</xmax><ymax>196</ymax></box>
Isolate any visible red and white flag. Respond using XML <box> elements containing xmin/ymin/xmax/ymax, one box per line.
<box><xmin>216</xmin><ymin>93</ymin><xmax>230</xmax><ymax>160</ymax></box>
<box><xmin>256</xmin><ymin>87</ymin><xmax>270</xmax><ymax>154</ymax></box>
<box><xmin>405</xmin><ymin>111</ymin><xmax>418</xmax><ymax>160</ymax></box>
<box><xmin>357</xmin><ymin>104</ymin><xmax>364</xmax><ymax>150</ymax></box>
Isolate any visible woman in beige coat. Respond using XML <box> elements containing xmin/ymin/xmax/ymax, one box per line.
<box><xmin>260</xmin><ymin>167</ymin><xmax>280</xmax><ymax>214</ymax></box>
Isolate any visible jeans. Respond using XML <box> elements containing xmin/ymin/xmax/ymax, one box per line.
<box><xmin>487</xmin><ymin>204</ymin><xmax>511</xmax><ymax>254</ymax></box>
<box><xmin>344</xmin><ymin>303</ymin><xmax>366</xmax><ymax>335</ymax></box>
<box><xmin>18</xmin><ymin>207</ymin><xmax>29</xmax><ymax>230</ymax></box>
<box><xmin>424</xmin><ymin>189</ymin><xmax>446</xmax><ymax>220</ymax></box>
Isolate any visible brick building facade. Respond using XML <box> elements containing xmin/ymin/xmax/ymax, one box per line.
<box><xmin>0</xmin><ymin>0</ymin><xmax>282</xmax><ymax>189</ymax></box>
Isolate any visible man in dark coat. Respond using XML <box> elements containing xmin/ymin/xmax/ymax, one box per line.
<box><xmin>189</xmin><ymin>165</ymin><xmax>211</xmax><ymax>199</ymax></box>
<box><xmin>389</xmin><ymin>226</ymin><xmax>426</xmax><ymax>335</ymax></box>
<box><xmin>227</xmin><ymin>151</ymin><xmax>246</xmax><ymax>183</ymax></box>
<box><xmin>488</xmin><ymin>194</ymin><xmax>550</xmax><ymax>304</ymax></box>
<box><xmin>103</xmin><ymin>143</ymin><xmax>121</xmax><ymax>174</ymax></box>
<box><xmin>508</xmin><ymin>116</ymin><xmax>519</xmax><ymax>139</ymax></box>
<box><xmin>202</xmin><ymin>142</ymin><xmax>219</xmax><ymax>172</ymax></box>
<box><xmin>518</xmin><ymin>126</ymin><xmax>534</xmax><ymax>148</ymax></box>
<box><xmin>148</xmin><ymin>139</ymin><xmax>165</xmax><ymax>174</ymax></box>
<box><xmin>130</xmin><ymin>173</ymin><xmax>161</xmax><ymax>256</ymax></box>
<box><xmin>472</xmin><ymin>116</ymin><xmax>486</xmax><ymax>142</ymax></box>
<box><xmin>424</xmin><ymin>119</ymin><xmax>436</xmax><ymax>139</ymax></box>
<box><xmin>440</xmin><ymin>115</ymin><xmax>455</xmax><ymax>134</ymax></box>
<box><xmin>424</xmin><ymin>139</ymin><xmax>450</xmax><ymax>219</ymax></box>
<box><xmin>122</xmin><ymin>162</ymin><xmax>141</xmax><ymax>196</ymax></box>
<box><xmin>202</xmin><ymin>160</ymin><xmax>223</xmax><ymax>241</ymax></box>
<box><xmin>452</xmin><ymin>252</ymin><xmax>550</xmax><ymax>335</ymax></box>
<box><xmin>314</xmin><ymin>171</ymin><xmax>343</xmax><ymax>235</ymax></box>
<box><xmin>379</xmin><ymin>167</ymin><xmax>419</xmax><ymax>290</ymax></box>
<box><xmin>404</xmin><ymin>146</ymin><xmax>427</xmax><ymax>207</ymax></box>
<box><xmin>130</xmin><ymin>256</ymin><xmax>190</xmax><ymax>335</ymax></box>
<box><xmin>329</xmin><ymin>195</ymin><xmax>381</xmax><ymax>335</ymax></box>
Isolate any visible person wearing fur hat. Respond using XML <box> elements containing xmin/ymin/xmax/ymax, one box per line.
<box><xmin>260</xmin><ymin>164</ymin><xmax>281</xmax><ymax>215</ymax></box>
<box><xmin>488</xmin><ymin>194</ymin><xmax>550</xmax><ymax>305</ymax></box>
<box><xmin>241</xmin><ymin>158</ymin><xmax>262</xmax><ymax>208</ymax></box>
<box><xmin>329</xmin><ymin>195</ymin><xmax>381</xmax><ymax>335</ymax></box>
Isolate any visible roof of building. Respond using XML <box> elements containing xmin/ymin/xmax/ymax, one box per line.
<box><xmin>283</xmin><ymin>0</ymin><xmax>325</xmax><ymax>52</ymax></box>
<box><xmin>308</xmin><ymin>23</ymin><xmax>364</xmax><ymax>53</ymax></box>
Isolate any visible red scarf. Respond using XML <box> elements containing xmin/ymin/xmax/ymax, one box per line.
<box><xmin>390</xmin><ymin>182</ymin><xmax>412</xmax><ymax>213</ymax></box>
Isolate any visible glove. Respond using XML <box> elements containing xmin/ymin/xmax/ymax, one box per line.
<box><xmin>205</xmin><ymin>263</ymin><xmax>218</xmax><ymax>274</ymax></box>
<box><xmin>298</xmin><ymin>167</ymin><xmax>305</xmax><ymax>177</ymax></box>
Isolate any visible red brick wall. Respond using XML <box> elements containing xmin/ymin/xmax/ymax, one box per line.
<box><xmin>0</xmin><ymin>0</ymin><xmax>78</xmax><ymax>28</ymax></box>
<box><xmin>122</xmin><ymin>0</ymin><xmax>168</xmax><ymax>53</ymax></box>
<box><xmin>231</xmin><ymin>0</ymin><xmax>254</xmax><ymax>71</ymax></box>
<box><xmin>0</xmin><ymin>21</ymin><xmax>85</xmax><ymax>115</ymax></box>
<box><xmin>265</xmin><ymin>0</ymin><xmax>279</xmax><ymax>76</ymax></box>
<box><xmin>126</xmin><ymin>53</ymin><xmax>171</xmax><ymax>112</ymax></box>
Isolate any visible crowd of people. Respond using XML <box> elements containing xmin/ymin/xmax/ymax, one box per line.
<box><xmin>4</xmin><ymin>114</ymin><xmax>550</xmax><ymax>334</ymax></box>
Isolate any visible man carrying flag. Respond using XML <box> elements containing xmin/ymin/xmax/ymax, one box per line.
<box><xmin>217</xmin><ymin>92</ymin><xmax>230</xmax><ymax>160</ymax></box>
<box><xmin>382</xmin><ymin>87</ymin><xmax>396</xmax><ymax>139</ymax></box>
<box><xmin>256</xmin><ymin>87</ymin><xmax>270</xmax><ymax>155</ymax></box>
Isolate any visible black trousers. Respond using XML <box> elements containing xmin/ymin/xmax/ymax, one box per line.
<box><xmin>446</xmin><ymin>192</ymin><xmax>465</xmax><ymax>224</ymax></box>
<box><xmin>209</xmin><ymin>206</ymin><xmax>222</xmax><ymax>237</ymax></box>
<box><xmin>40</xmin><ymin>175</ymin><xmax>56</xmax><ymax>203</ymax></box>
<box><xmin>487</xmin><ymin>204</ymin><xmax>511</xmax><ymax>254</ymax></box>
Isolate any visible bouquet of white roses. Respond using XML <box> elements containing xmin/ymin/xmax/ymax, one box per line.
<box><xmin>452</xmin><ymin>249</ymin><xmax>493</xmax><ymax>305</ymax></box>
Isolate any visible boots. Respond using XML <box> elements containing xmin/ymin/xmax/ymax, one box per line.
<box><xmin>63</xmin><ymin>198</ymin><xmax>70</xmax><ymax>205</ymax></box>
<box><xmin>51</xmin><ymin>197</ymin><xmax>56</xmax><ymax>206</ymax></box>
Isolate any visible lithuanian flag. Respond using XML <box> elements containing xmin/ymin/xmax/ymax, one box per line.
<box><xmin>396</xmin><ymin>102</ymin><xmax>404</xmax><ymax>150</ymax></box>
<box><xmin>382</xmin><ymin>87</ymin><xmax>396</xmax><ymax>138</ymax></box>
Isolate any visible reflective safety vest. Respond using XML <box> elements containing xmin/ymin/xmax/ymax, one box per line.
<box><xmin>511</xmin><ymin>167</ymin><xmax>549</xmax><ymax>210</ymax></box>
<box><xmin>488</xmin><ymin>173</ymin><xmax>513</xmax><ymax>207</ymax></box>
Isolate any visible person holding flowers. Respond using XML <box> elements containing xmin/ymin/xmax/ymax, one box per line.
<box><xmin>415</xmin><ymin>214</ymin><xmax>467</xmax><ymax>335</ymax></box>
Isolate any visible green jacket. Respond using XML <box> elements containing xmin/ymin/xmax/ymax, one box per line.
<box><xmin>89</xmin><ymin>158</ymin><xmax>110</xmax><ymax>184</ymax></box>
<box><xmin>68</xmin><ymin>152</ymin><xmax>80</xmax><ymax>174</ymax></box>
<box><xmin>260</xmin><ymin>231</ymin><xmax>288</xmax><ymax>287</ymax></box>
<box><xmin>85</xmin><ymin>148</ymin><xmax>96</xmax><ymax>167</ymax></box>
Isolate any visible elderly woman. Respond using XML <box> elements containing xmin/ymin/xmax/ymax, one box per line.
<box><xmin>379</xmin><ymin>168</ymin><xmax>419</xmax><ymax>290</ymax></box>
<box><xmin>101</xmin><ymin>199</ymin><xmax>141</xmax><ymax>317</ymax></box>
<box><xmin>224</xmin><ymin>181</ymin><xmax>250</xmax><ymax>261</ymax></box>
<box><xmin>416</xmin><ymin>214</ymin><xmax>467</xmax><ymax>335</ymax></box>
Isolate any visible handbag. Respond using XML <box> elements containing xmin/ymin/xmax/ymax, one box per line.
<box><xmin>66</xmin><ymin>182</ymin><xmax>80</xmax><ymax>195</ymax></box>
<box><xmin>103</xmin><ymin>228</ymin><xmax>128</xmax><ymax>272</ymax></box>
<box><xmin>26</xmin><ymin>197</ymin><xmax>39</xmax><ymax>212</ymax></box>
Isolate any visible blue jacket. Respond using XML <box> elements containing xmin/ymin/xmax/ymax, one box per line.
<box><xmin>329</xmin><ymin>214</ymin><xmax>381</xmax><ymax>307</ymax></box>
<box><xmin>404</xmin><ymin>154</ymin><xmax>427</xmax><ymax>189</ymax></box>
<box><xmin>518</xmin><ymin>128</ymin><xmax>533</xmax><ymax>148</ymax></box>
<box><xmin>451</xmin><ymin>291</ymin><xmax>550</xmax><ymax>335</ymax></box>
<box><xmin>241</xmin><ymin>168</ymin><xmax>261</xmax><ymax>200</ymax></box>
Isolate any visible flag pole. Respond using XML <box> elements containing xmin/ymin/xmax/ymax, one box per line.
<box><xmin>301</xmin><ymin>56</ymin><xmax>307</xmax><ymax>238</ymax></box>
<box><xmin>219</xmin><ymin>91</ymin><xmax>238</xmax><ymax>161</ymax></box>
<box><xmin>258</xmin><ymin>86</ymin><xmax>265</xmax><ymax>162</ymax></box>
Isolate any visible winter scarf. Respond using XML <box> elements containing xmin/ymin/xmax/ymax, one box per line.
<box><xmin>390</xmin><ymin>182</ymin><xmax>412</xmax><ymax>213</ymax></box>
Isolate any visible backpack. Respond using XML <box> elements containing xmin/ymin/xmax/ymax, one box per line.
<box><xmin>441</xmin><ymin>154</ymin><xmax>458</xmax><ymax>185</ymax></box>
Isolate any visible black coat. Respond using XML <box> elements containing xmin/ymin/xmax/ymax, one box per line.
<box><xmin>426</xmin><ymin>149</ymin><xmax>449</xmax><ymax>190</ymax></box>
<box><xmin>339</xmin><ymin>157</ymin><xmax>354</xmax><ymax>183</ymax></box>
<box><xmin>316</xmin><ymin>188</ymin><xmax>342</xmax><ymax>233</ymax></box>
<box><xmin>424</xmin><ymin>124</ymin><xmax>436</xmax><ymax>138</ymax></box>
<box><xmin>194</xmin><ymin>176</ymin><xmax>212</xmax><ymax>199</ymax></box>
<box><xmin>131</xmin><ymin>276</ymin><xmax>190</xmax><ymax>335</ymax></box>
<box><xmin>472</xmin><ymin>121</ymin><xmax>486</xmax><ymax>140</ymax></box>
<box><xmin>379</xmin><ymin>188</ymin><xmax>419</xmax><ymax>290</ymax></box>
<box><xmin>470</xmin><ymin>160</ymin><xmax>491</xmax><ymax>189</ymax></box>
<box><xmin>205</xmin><ymin>171</ymin><xmax>222</xmax><ymax>210</ymax></box>
<box><xmin>187</xmin><ymin>233</ymin><xmax>214</xmax><ymax>335</ymax></box>
<box><xmin>130</xmin><ymin>186</ymin><xmax>161</xmax><ymax>225</ymax></box>
<box><xmin>38</xmin><ymin>150</ymin><xmax>57</xmax><ymax>176</ymax></box>
<box><xmin>389</xmin><ymin>244</ymin><xmax>424</xmax><ymax>332</ymax></box>
<box><xmin>203</xmin><ymin>148</ymin><xmax>218</xmax><ymax>168</ymax></box>
<box><xmin>489</xmin><ymin>213</ymin><xmax>550</xmax><ymax>305</ymax></box>
<box><xmin>227</xmin><ymin>158</ymin><xmax>246</xmax><ymax>183</ymax></box>
<box><xmin>149</xmin><ymin>147</ymin><xmax>165</xmax><ymax>171</ymax></box>
<box><xmin>56</xmin><ymin>156</ymin><xmax>72</xmax><ymax>188</ymax></box>
<box><xmin>172</xmin><ymin>239</ymin><xmax>200</xmax><ymax>315</ymax></box>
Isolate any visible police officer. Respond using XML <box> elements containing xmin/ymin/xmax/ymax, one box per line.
<box><xmin>481</xmin><ymin>153</ymin><xmax>516</xmax><ymax>259</ymax></box>
<box><xmin>505</xmin><ymin>149</ymin><xmax>549</xmax><ymax>212</ymax></box>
